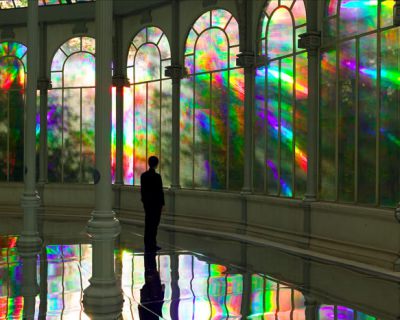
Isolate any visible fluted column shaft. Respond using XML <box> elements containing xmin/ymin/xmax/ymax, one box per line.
<box><xmin>301</xmin><ymin>0</ymin><xmax>321</xmax><ymax>203</ymax></box>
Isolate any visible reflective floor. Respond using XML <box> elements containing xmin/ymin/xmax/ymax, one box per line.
<box><xmin>0</xmin><ymin>218</ymin><xmax>398</xmax><ymax>319</ymax></box>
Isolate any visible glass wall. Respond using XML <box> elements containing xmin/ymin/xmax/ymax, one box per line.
<box><xmin>48</xmin><ymin>37</ymin><xmax>95</xmax><ymax>183</ymax></box>
<box><xmin>320</xmin><ymin>0</ymin><xmax>399</xmax><ymax>207</ymax></box>
<box><xmin>180</xmin><ymin>9</ymin><xmax>244</xmax><ymax>190</ymax></box>
<box><xmin>254</xmin><ymin>0</ymin><xmax>308</xmax><ymax>198</ymax></box>
<box><xmin>0</xmin><ymin>42</ymin><xmax>27</xmax><ymax>182</ymax></box>
<box><xmin>123</xmin><ymin>26</ymin><xmax>172</xmax><ymax>186</ymax></box>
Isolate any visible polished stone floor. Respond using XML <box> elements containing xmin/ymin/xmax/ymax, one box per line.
<box><xmin>0</xmin><ymin>218</ymin><xmax>398</xmax><ymax>319</ymax></box>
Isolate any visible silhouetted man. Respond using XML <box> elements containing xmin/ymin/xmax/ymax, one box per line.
<box><xmin>141</xmin><ymin>156</ymin><xmax>165</xmax><ymax>252</ymax></box>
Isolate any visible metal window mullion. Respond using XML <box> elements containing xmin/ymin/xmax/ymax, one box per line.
<box><xmin>278</xmin><ymin>59</ymin><xmax>282</xmax><ymax>196</ymax></box>
<box><xmin>226</xmin><ymin>66</ymin><xmax>231</xmax><ymax>190</ymax></box>
<box><xmin>265</xmin><ymin>63</ymin><xmax>269</xmax><ymax>194</ymax></box>
<box><xmin>354</xmin><ymin>39</ymin><xmax>359</xmax><ymax>203</ymax></box>
<box><xmin>376</xmin><ymin>2</ymin><xmax>382</xmax><ymax>207</ymax></box>
<box><xmin>207</xmin><ymin>264</ymin><xmax>212</xmax><ymax>320</ymax></box>
<box><xmin>7</xmin><ymin>92</ymin><xmax>9</xmax><ymax>182</ymax></box>
<box><xmin>292</xmin><ymin>53</ymin><xmax>296</xmax><ymax>198</ymax></box>
<box><xmin>223</xmin><ymin>275</ymin><xmax>229</xmax><ymax>318</ymax></box>
<box><xmin>290</xmin><ymin>288</ymin><xmax>295</xmax><ymax>320</ymax></box>
<box><xmin>275</xmin><ymin>282</ymin><xmax>280</xmax><ymax>320</ymax></box>
<box><xmin>61</xmin><ymin>88</ymin><xmax>65</xmax><ymax>183</ymax></box>
<box><xmin>159</xmin><ymin>79</ymin><xmax>162</xmax><ymax>175</ymax></box>
<box><xmin>190</xmin><ymin>256</ymin><xmax>195</xmax><ymax>319</ymax></box>
<box><xmin>209</xmin><ymin>73</ymin><xmax>212</xmax><ymax>190</ymax></box>
<box><xmin>335</xmin><ymin>41</ymin><xmax>340</xmax><ymax>201</ymax></box>
<box><xmin>146</xmin><ymin>83</ymin><xmax>149</xmax><ymax>170</ymax></box>
<box><xmin>133</xmin><ymin>84</ymin><xmax>136</xmax><ymax>184</ymax></box>
<box><xmin>334</xmin><ymin>305</ymin><xmax>338</xmax><ymax>320</ymax></box>
<box><xmin>79</xmin><ymin>88</ymin><xmax>83</xmax><ymax>183</ymax></box>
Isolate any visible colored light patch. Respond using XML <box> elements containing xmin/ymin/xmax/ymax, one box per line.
<box><xmin>135</xmin><ymin>44</ymin><xmax>161</xmax><ymax>82</ymax></box>
<box><xmin>0</xmin><ymin>57</ymin><xmax>25</xmax><ymax>90</ymax></box>
<box><xmin>212</xmin><ymin>9</ymin><xmax>231</xmax><ymax>29</ymax></box>
<box><xmin>267</xmin><ymin>159</ymin><xmax>292</xmax><ymax>196</ymax></box>
<box><xmin>195</xmin><ymin>28</ymin><xmax>228</xmax><ymax>73</ymax></box>
<box><xmin>185</xmin><ymin>28</ymin><xmax>197</xmax><ymax>55</ymax></box>
<box><xmin>8</xmin><ymin>42</ymin><xmax>27</xmax><ymax>59</ymax></box>
<box><xmin>133</xmin><ymin>28</ymin><xmax>146</xmax><ymax>48</ymax></box>
<box><xmin>63</xmin><ymin>52</ymin><xmax>95</xmax><ymax>87</ymax></box>
<box><xmin>193</xmin><ymin>11</ymin><xmax>211</xmax><ymax>34</ymax></box>
<box><xmin>292</xmin><ymin>0</ymin><xmax>306</xmax><ymax>26</ymax></box>
<box><xmin>340</xmin><ymin>0</ymin><xmax>377</xmax><ymax>37</ymax></box>
<box><xmin>61</xmin><ymin>37</ymin><xmax>81</xmax><ymax>56</ymax></box>
<box><xmin>82</xmin><ymin>37</ymin><xmax>95</xmax><ymax>54</ymax></box>
<box><xmin>147</xmin><ymin>26</ymin><xmax>163</xmax><ymax>44</ymax></box>
<box><xmin>268</xmin><ymin>7</ymin><xmax>293</xmax><ymax>58</ymax></box>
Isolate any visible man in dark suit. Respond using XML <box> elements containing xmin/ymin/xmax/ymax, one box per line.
<box><xmin>141</xmin><ymin>156</ymin><xmax>165</xmax><ymax>252</ymax></box>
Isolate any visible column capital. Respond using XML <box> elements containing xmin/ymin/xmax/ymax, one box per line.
<box><xmin>112</xmin><ymin>75</ymin><xmax>130</xmax><ymax>87</ymax></box>
<box><xmin>236</xmin><ymin>52</ymin><xmax>268</xmax><ymax>69</ymax></box>
<box><xmin>298</xmin><ymin>31</ymin><xmax>321</xmax><ymax>51</ymax></box>
<box><xmin>37</xmin><ymin>78</ymin><xmax>52</xmax><ymax>91</ymax></box>
<box><xmin>165</xmin><ymin>64</ymin><xmax>187</xmax><ymax>80</ymax></box>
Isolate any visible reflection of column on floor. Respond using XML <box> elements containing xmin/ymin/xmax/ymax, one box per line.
<box><xmin>169</xmin><ymin>253</ymin><xmax>180</xmax><ymax>319</ymax></box>
<box><xmin>38</xmin><ymin>246</ymin><xmax>48</xmax><ymax>319</ymax></box>
<box><xmin>20</xmin><ymin>252</ymin><xmax>39</xmax><ymax>320</ymax></box>
<box><xmin>305</xmin><ymin>295</ymin><xmax>319</xmax><ymax>320</ymax></box>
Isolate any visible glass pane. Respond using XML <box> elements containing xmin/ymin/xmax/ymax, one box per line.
<box><xmin>195</xmin><ymin>29</ymin><xmax>228</xmax><ymax>73</ymax></box>
<box><xmin>64</xmin><ymin>52</ymin><xmax>95</xmax><ymax>87</ymax></box>
<box><xmin>160</xmin><ymin>79</ymin><xmax>172</xmax><ymax>186</ymax></box>
<box><xmin>127</xmin><ymin>45</ymin><xmax>136</xmax><ymax>68</ymax></box>
<box><xmin>358</xmin><ymin>34</ymin><xmax>377</xmax><ymax>204</ymax></box>
<box><xmin>210</xmin><ymin>71</ymin><xmax>228</xmax><ymax>189</ymax></box>
<box><xmin>51</xmin><ymin>49</ymin><xmax>67</xmax><ymax>72</ymax></box>
<box><xmin>193</xmin><ymin>11</ymin><xmax>211</xmax><ymax>34</ymax></box>
<box><xmin>228</xmin><ymin>68</ymin><xmax>244</xmax><ymax>190</ymax></box>
<box><xmin>81</xmin><ymin>88</ymin><xmax>95</xmax><ymax>183</ymax></box>
<box><xmin>180</xmin><ymin>77</ymin><xmax>194</xmax><ymax>188</ymax></box>
<box><xmin>381</xmin><ymin>0</ymin><xmax>395</xmax><ymax>29</ymax></box>
<box><xmin>254</xmin><ymin>67</ymin><xmax>266</xmax><ymax>192</ymax></box>
<box><xmin>134</xmin><ymin>83</ymin><xmax>147</xmax><ymax>185</ymax></box>
<box><xmin>8</xmin><ymin>90</ymin><xmax>24</xmax><ymax>182</ymax></box>
<box><xmin>123</xmin><ymin>86</ymin><xmax>134</xmax><ymax>185</ymax></box>
<box><xmin>320</xmin><ymin>49</ymin><xmax>337</xmax><ymax>200</ymax></box>
<box><xmin>158</xmin><ymin>34</ymin><xmax>171</xmax><ymax>60</ymax></box>
<box><xmin>295</xmin><ymin>52</ymin><xmax>308</xmax><ymax>198</ymax></box>
<box><xmin>323</xmin><ymin>17</ymin><xmax>337</xmax><ymax>45</ymax></box>
<box><xmin>8</xmin><ymin>42</ymin><xmax>27</xmax><ymax>59</ymax></box>
<box><xmin>266</xmin><ymin>0</ymin><xmax>279</xmax><ymax>16</ymax></box>
<box><xmin>225</xmin><ymin>17</ymin><xmax>240</xmax><ymax>46</ymax></box>
<box><xmin>0</xmin><ymin>57</ymin><xmax>25</xmax><ymax>90</ymax></box>
<box><xmin>51</xmin><ymin>72</ymin><xmax>62</xmax><ymax>89</ymax></box>
<box><xmin>63</xmin><ymin>88</ymin><xmax>81</xmax><ymax>183</ymax></box>
<box><xmin>47</xmin><ymin>89</ymin><xmax>63</xmax><ymax>182</ymax></box>
<box><xmin>0</xmin><ymin>42</ymin><xmax>7</xmax><ymax>56</ymax></box>
<box><xmin>380</xmin><ymin>28</ymin><xmax>400</xmax><ymax>207</ymax></box>
<box><xmin>280</xmin><ymin>57</ymin><xmax>294</xmax><ymax>197</ymax></box>
<box><xmin>81</xmin><ymin>37</ymin><xmax>95</xmax><ymax>54</ymax></box>
<box><xmin>292</xmin><ymin>0</ymin><xmax>306</xmax><ymax>26</ymax></box>
<box><xmin>147</xmin><ymin>81</ymin><xmax>161</xmax><ymax>161</ymax></box>
<box><xmin>185</xmin><ymin>28</ymin><xmax>197</xmax><ymax>55</ymax></box>
<box><xmin>267</xmin><ymin>8</ymin><xmax>293</xmax><ymax>59</ymax></box>
<box><xmin>212</xmin><ymin>9</ymin><xmax>231</xmax><ymax>29</ymax></box>
<box><xmin>61</xmin><ymin>37</ymin><xmax>81</xmax><ymax>56</ymax></box>
<box><xmin>194</xmin><ymin>73</ymin><xmax>211</xmax><ymax>188</ymax></box>
<box><xmin>148</xmin><ymin>26</ymin><xmax>163</xmax><ymax>44</ymax></box>
<box><xmin>0</xmin><ymin>92</ymin><xmax>8</xmax><ymax>181</ymax></box>
<box><xmin>135</xmin><ymin>44</ymin><xmax>161</xmax><ymax>83</ymax></box>
<box><xmin>338</xmin><ymin>40</ymin><xmax>356</xmax><ymax>202</ymax></box>
<box><xmin>327</xmin><ymin>0</ymin><xmax>338</xmax><ymax>16</ymax></box>
<box><xmin>133</xmin><ymin>28</ymin><xmax>146</xmax><ymax>48</ymax></box>
<box><xmin>267</xmin><ymin>61</ymin><xmax>280</xmax><ymax>195</ymax></box>
<box><xmin>339</xmin><ymin>0</ymin><xmax>377</xmax><ymax>37</ymax></box>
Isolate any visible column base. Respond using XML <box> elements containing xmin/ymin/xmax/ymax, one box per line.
<box><xmin>83</xmin><ymin>281</ymin><xmax>124</xmax><ymax>320</ymax></box>
<box><xmin>303</xmin><ymin>194</ymin><xmax>317</xmax><ymax>205</ymax></box>
<box><xmin>87</xmin><ymin>210</ymin><xmax>121</xmax><ymax>239</ymax></box>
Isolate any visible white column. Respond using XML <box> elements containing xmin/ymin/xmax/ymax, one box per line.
<box><xmin>299</xmin><ymin>0</ymin><xmax>321</xmax><ymax>203</ymax></box>
<box><xmin>83</xmin><ymin>0</ymin><xmax>123</xmax><ymax>318</ymax></box>
<box><xmin>18</xmin><ymin>0</ymin><xmax>42</xmax><ymax>254</ymax></box>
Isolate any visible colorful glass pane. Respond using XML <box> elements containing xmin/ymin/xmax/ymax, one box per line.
<box><xmin>148</xmin><ymin>26</ymin><xmax>163</xmax><ymax>44</ymax></box>
<box><xmin>51</xmin><ymin>49</ymin><xmax>67</xmax><ymax>72</ymax></box>
<box><xmin>133</xmin><ymin>29</ymin><xmax>146</xmax><ymax>48</ymax></box>
<box><xmin>195</xmin><ymin>28</ymin><xmax>228</xmax><ymax>73</ymax></box>
<box><xmin>185</xmin><ymin>28</ymin><xmax>197</xmax><ymax>55</ymax></box>
<box><xmin>328</xmin><ymin>0</ymin><xmax>338</xmax><ymax>15</ymax></box>
<box><xmin>134</xmin><ymin>44</ymin><xmax>160</xmax><ymax>83</ymax></box>
<box><xmin>63</xmin><ymin>52</ymin><xmax>95</xmax><ymax>87</ymax></box>
<box><xmin>82</xmin><ymin>37</ymin><xmax>95</xmax><ymax>54</ymax></box>
<box><xmin>212</xmin><ymin>9</ymin><xmax>231</xmax><ymax>29</ymax></box>
<box><xmin>0</xmin><ymin>57</ymin><xmax>25</xmax><ymax>90</ymax></box>
<box><xmin>339</xmin><ymin>0</ymin><xmax>377</xmax><ymax>37</ymax></box>
<box><xmin>193</xmin><ymin>11</ymin><xmax>210</xmax><ymax>34</ymax></box>
<box><xmin>61</xmin><ymin>37</ymin><xmax>81</xmax><ymax>56</ymax></box>
<box><xmin>225</xmin><ymin>17</ymin><xmax>240</xmax><ymax>46</ymax></box>
<box><xmin>267</xmin><ymin>8</ymin><xmax>293</xmax><ymax>59</ymax></box>
<box><xmin>292</xmin><ymin>0</ymin><xmax>306</xmax><ymax>26</ymax></box>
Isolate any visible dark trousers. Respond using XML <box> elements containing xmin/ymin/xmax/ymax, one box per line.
<box><xmin>144</xmin><ymin>204</ymin><xmax>161</xmax><ymax>251</ymax></box>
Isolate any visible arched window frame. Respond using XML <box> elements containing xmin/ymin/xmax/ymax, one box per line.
<box><xmin>123</xmin><ymin>26</ymin><xmax>172</xmax><ymax>186</ymax></box>
<box><xmin>320</xmin><ymin>0</ymin><xmax>397</xmax><ymax>207</ymax></box>
<box><xmin>180</xmin><ymin>8</ymin><xmax>244</xmax><ymax>191</ymax></box>
<box><xmin>48</xmin><ymin>36</ymin><xmax>96</xmax><ymax>183</ymax></box>
<box><xmin>254</xmin><ymin>0</ymin><xmax>308</xmax><ymax>198</ymax></box>
<box><xmin>0</xmin><ymin>41</ymin><xmax>27</xmax><ymax>182</ymax></box>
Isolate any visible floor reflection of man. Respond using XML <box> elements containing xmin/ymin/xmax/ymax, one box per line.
<box><xmin>139</xmin><ymin>252</ymin><xmax>165</xmax><ymax>320</ymax></box>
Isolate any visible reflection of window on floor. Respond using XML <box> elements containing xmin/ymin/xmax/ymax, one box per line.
<box><xmin>0</xmin><ymin>0</ymin><xmax>95</xmax><ymax>9</ymax></box>
<box><xmin>250</xmin><ymin>274</ymin><xmax>305</xmax><ymax>319</ymax></box>
<box><xmin>45</xmin><ymin>244</ymin><xmax>91</xmax><ymax>319</ymax></box>
<box><xmin>0</xmin><ymin>236</ymin><xmax>23</xmax><ymax>319</ymax></box>
<box><xmin>319</xmin><ymin>305</ymin><xmax>378</xmax><ymax>320</ymax></box>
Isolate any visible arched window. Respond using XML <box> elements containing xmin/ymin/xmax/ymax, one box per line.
<box><xmin>0</xmin><ymin>42</ymin><xmax>27</xmax><ymax>182</ymax></box>
<box><xmin>180</xmin><ymin>9</ymin><xmax>244</xmax><ymax>190</ymax></box>
<box><xmin>320</xmin><ymin>0</ymin><xmax>397</xmax><ymax>207</ymax></box>
<box><xmin>48</xmin><ymin>37</ymin><xmax>95</xmax><ymax>183</ymax></box>
<box><xmin>254</xmin><ymin>0</ymin><xmax>307</xmax><ymax>198</ymax></box>
<box><xmin>124</xmin><ymin>26</ymin><xmax>172</xmax><ymax>186</ymax></box>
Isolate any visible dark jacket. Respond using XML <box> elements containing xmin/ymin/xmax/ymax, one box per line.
<box><xmin>140</xmin><ymin>168</ymin><xmax>165</xmax><ymax>207</ymax></box>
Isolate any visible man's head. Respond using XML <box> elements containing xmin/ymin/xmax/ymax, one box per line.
<box><xmin>148</xmin><ymin>156</ymin><xmax>159</xmax><ymax>169</ymax></box>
